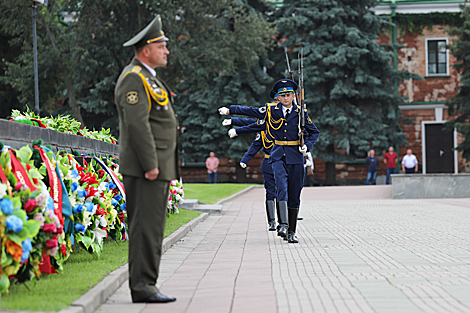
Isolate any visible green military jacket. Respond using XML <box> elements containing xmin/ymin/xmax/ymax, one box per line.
<box><xmin>115</xmin><ymin>58</ymin><xmax>179</xmax><ymax>181</ymax></box>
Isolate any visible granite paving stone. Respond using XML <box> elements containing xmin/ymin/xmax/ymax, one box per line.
<box><xmin>90</xmin><ymin>185</ymin><xmax>470</xmax><ymax>313</ymax></box>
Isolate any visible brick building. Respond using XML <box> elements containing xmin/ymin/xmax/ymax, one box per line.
<box><xmin>181</xmin><ymin>0</ymin><xmax>470</xmax><ymax>184</ymax></box>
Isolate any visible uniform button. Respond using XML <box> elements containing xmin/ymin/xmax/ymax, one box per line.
<box><xmin>175</xmin><ymin>114</ymin><xmax>178</xmax><ymax>117</ymax></box>
<box><xmin>284</xmin><ymin>137</ymin><xmax>287</xmax><ymax>139</ymax></box>
<box><xmin>177</xmin><ymin>126</ymin><xmax>181</xmax><ymax>130</ymax></box>
<box><xmin>284</xmin><ymin>130</ymin><xmax>287</xmax><ymax>132</ymax></box>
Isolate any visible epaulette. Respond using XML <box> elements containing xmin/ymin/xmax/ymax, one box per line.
<box><xmin>268</xmin><ymin>102</ymin><xmax>277</xmax><ymax>107</ymax></box>
<box><xmin>131</xmin><ymin>65</ymin><xmax>142</xmax><ymax>73</ymax></box>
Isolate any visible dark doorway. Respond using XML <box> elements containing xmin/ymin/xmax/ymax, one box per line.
<box><xmin>424</xmin><ymin>123</ymin><xmax>454</xmax><ymax>173</ymax></box>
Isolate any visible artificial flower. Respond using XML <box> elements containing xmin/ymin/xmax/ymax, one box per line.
<box><xmin>0</xmin><ymin>183</ymin><xmax>7</xmax><ymax>199</ymax></box>
<box><xmin>6</xmin><ymin>215</ymin><xmax>23</xmax><ymax>233</ymax></box>
<box><xmin>0</xmin><ymin>198</ymin><xmax>14</xmax><ymax>214</ymax></box>
<box><xmin>5</xmin><ymin>240</ymin><xmax>23</xmax><ymax>262</ymax></box>
<box><xmin>43</xmin><ymin>223</ymin><xmax>57</xmax><ymax>234</ymax></box>
<box><xmin>34</xmin><ymin>213</ymin><xmax>46</xmax><ymax>226</ymax></box>
<box><xmin>73</xmin><ymin>204</ymin><xmax>84</xmax><ymax>213</ymax></box>
<box><xmin>23</xmin><ymin>199</ymin><xmax>37</xmax><ymax>213</ymax></box>
<box><xmin>21</xmin><ymin>238</ymin><xmax>33</xmax><ymax>263</ymax></box>
<box><xmin>75</xmin><ymin>223</ymin><xmax>86</xmax><ymax>232</ymax></box>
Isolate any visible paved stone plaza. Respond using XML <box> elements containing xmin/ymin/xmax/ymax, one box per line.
<box><xmin>95</xmin><ymin>185</ymin><xmax>470</xmax><ymax>313</ymax></box>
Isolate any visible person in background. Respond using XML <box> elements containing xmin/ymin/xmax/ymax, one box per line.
<box><xmin>206</xmin><ymin>152</ymin><xmax>220</xmax><ymax>183</ymax></box>
<box><xmin>365</xmin><ymin>149</ymin><xmax>379</xmax><ymax>185</ymax></box>
<box><xmin>401</xmin><ymin>149</ymin><xmax>418</xmax><ymax>174</ymax></box>
<box><xmin>383</xmin><ymin>146</ymin><xmax>398</xmax><ymax>184</ymax></box>
<box><xmin>303</xmin><ymin>151</ymin><xmax>315</xmax><ymax>187</ymax></box>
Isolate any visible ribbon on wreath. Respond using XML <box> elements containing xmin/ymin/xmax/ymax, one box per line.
<box><xmin>82</xmin><ymin>155</ymin><xmax>126</xmax><ymax>202</ymax></box>
<box><xmin>34</xmin><ymin>146</ymin><xmax>73</xmax><ymax>274</ymax></box>
<box><xmin>0</xmin><ymin>166</ymin><xmax>12</xmax><ymax>197</ymax></box>
<box><xmin>8</xmin><ymin>150</ymin><xmax>37</xmax><ymax>192</ymax></box>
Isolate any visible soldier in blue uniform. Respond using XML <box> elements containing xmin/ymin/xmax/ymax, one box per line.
<box><xmin>222</xmin><ymin>92</ymin><xmax>279</xmax><ymax>231</ymax></box>
<box><xmin>218</xmin><ymin>79</ymin><xmax>320</xmax><ymax>243</ymax></box>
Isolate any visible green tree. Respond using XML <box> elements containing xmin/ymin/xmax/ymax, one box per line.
<box><xmin>273</xmin><ymin>0</ymin><xmax>418</xmax><ymax>185</ymax></box>
<box><xmin>0</xmin><ymin>0</ymin><xmax>84</xmax><ymax>123</ymax></box>
<box><xmin>175</xmin><ymin>1</ymin><xmax>277</xmax><ymax>162</ymax></box>
<box><xmin>447</xmin><ymin>6</ymin><xmax>470</xmax><ymax>159</ymax></box>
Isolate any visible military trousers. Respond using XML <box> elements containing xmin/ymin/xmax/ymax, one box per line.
<box><xmin>123</xmin><ymin>175</ymin><xmax>170</xmax><ymax>302</ymax></box>
<box><xmin>262</xmin><ymin>170</ymin><xmax>276</xmax><ymax>201</ymax></box>
<box><xmin>271</xmin><ymin>158</ymin><xmax>304</xmax><ymax>208</ymax></box>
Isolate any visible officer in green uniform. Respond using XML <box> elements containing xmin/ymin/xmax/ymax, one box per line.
<box><xmin>114</xmin><ymin>15</ymin><xmax>178</xmax><ymax>303</ymax></box>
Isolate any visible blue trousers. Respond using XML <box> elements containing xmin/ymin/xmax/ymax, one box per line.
<box><xmin>208</xmin><ymin>172</ymin><xmax>217</xmax><ymax>184</ymax></box>
<box><xmin>271</xmin><ymin>159</ymin><xmax>304</xmax><ymax>209</ymax></box>
<box><xmin>366</xmin><ymin>171</ymin><xmax>377</xmax><ymax>185</ymax></box>
<box><xmin>262</xmin><ymin>171</ymin><xmax>276</xmax><ymax>201</ymax></box>
<box><xmin>386</xmin><ymin>168</ymin><xmax>396</xmax><ymax>185</ymax></box>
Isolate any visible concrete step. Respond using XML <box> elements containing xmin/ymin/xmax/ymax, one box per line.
<box><xmin>180</xmin><ymin>198</ymin><xmax>222</xmax><ymax>215</ymax></box>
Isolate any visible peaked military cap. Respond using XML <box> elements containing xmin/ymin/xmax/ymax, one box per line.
<box><xmin>272</xmin><ymin>79</ymin><xmax>298</xmax><ymax>95</ymax></box>
<box><xmin>123</xmin><ymin>15</ymin><xmax>168</xmax><ymax>49</ymax></box>
<box><xmin>269</xmin><ymin>88</ymin><xmax>279</xmax><ymax>99</ymax></box>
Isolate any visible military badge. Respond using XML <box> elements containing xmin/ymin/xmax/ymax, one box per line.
<box><xmin>126</xmin><ymin>91</ymin><xmax>138</xmax><ymax>105</ymax></box>
<box><xmin>255</xmin><ymin>133</ymin><xmax>261</xmax><ymax>141</ymax></box>
<box><xmin>259</xmin><ymin>107</ymin><xmax>266</xmax><ymax>113</ymax></box>
<box><xmin>307</xmin><ymin>116</ymin><xmax>313</xmax><ymax>124</ymax></box>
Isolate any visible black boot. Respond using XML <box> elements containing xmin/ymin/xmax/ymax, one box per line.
<box><xmin>288</xmin><ymin>231</ymin><xmax>298</xmax><ymax>243</ymax></box>
<box><xmin>265</xmin><ymin>200</ymin><xmax>276</xmax><ymax>231</ymax></box>
<box><xmin>277</xmin><ymin>201</ymin><xmax>288</xmax><ymax>238</ymax></box>
<box><xmin>288</xmin><ymin>208</ymin><xmax>299</xmax><ymax>243</ymax></box>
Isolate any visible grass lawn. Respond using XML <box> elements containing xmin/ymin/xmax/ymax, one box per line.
<box><xmin>183</xmin><ymin>183</ymin><xmax>257</xmax><ymax>204</ymax></box>
<box><xmin>1</xmin><ymin>208</ymin><xmax>201</xmax><ymax>312</ymax></box>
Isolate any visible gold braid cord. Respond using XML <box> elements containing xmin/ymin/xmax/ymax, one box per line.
<box><xmin>123</xmin><ymin>67</ymin><xmax>169</xmax><ymax>111</ymax></box>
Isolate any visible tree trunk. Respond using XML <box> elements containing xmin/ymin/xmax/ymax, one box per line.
<box><xmin>324</xmin><ymin>144</ymin><xmax>336</xmax><ymax>186</ymax></box>
<box><xmin>40</xmin><ymin>10</ymin><xmax>84</xmax><ymax>125</ymax></box>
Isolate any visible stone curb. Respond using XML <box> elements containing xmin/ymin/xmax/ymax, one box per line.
<box><xmin>0</xmin><ymin>213</ymin><xmax>209</xmax><ymax>313</ymax></box>
<box><xmin>59</xmin><ymin>212</ymin><xmax>209</xmax><ymax>313</ymax></box>
<box><xmin>215</xmin><ymin>185</ymin><xmax>261</xmax><ymax>205</ymax></box>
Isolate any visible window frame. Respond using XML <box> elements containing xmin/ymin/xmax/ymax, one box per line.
<box><xmin>425</xmin><ymin>37</ymin><xmax>449</xmax><ymax>77</ymax></box>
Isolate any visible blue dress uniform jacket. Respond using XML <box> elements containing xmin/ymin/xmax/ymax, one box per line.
<box><xmin>231</xmin><ymin>117</ymin><xmax>275</xmax><ymax>201</ymax></box>
<box><xmin>230</xmin><ymin>103</ymin><xmax>320</xmax><ymax>164</ymax></box>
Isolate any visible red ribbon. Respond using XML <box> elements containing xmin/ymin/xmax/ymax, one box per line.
<box><xmin>35</xmin><ymin>147</ymin><xmax>63</xmax><ymax>223</ymax></box>
<box><xmin>9</xmin><ymin>150</ymin><xmax>37</xmax><ymax>192</ymax></box>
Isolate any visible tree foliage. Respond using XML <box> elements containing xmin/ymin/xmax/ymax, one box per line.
<box><xmin>271</xmin><ymin>0</ymin><xmax>418</xmax><ymax>184</ymax></box>
<box><xmin>447</xmin><ymin>6</ymin><xmax>470</xmax><ymax>159</ymax></box>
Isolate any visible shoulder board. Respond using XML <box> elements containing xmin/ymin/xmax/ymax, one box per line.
<box><xmin>268</xmin><ymin>102</ymin><xmax>277</xmax><ymax>107</ymax></box>
<box><xmin>131</xmin><ymin>66</ymin><xmax>142</xmax><ymax>73</ymax></box>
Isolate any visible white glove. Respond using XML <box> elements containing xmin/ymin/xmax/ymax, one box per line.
<box><xmin>305</xmin><ymin>159</ymin><xmax>312</xmax><ymax>168</ymax></box>
<box><xmin>228</xmin><ymin>128</ymin><xmax>238</xmax><ymax>138</ymax></box>
<box><xmin>299</xmin><ymin>145</ymin><xmax>308</xmax><ymax>154</ymax></box>
<box><xmin>219</xmin><ymin>107</ymin><xmax>229</xmax><ymax>115</ymax></box>
<box><xmin>222</xmin><ymin>119</ymin><xmax>231</xmax><ymax>126</ymax></box>
<box><xmin>240</xmin><ymin>162</ymin><xmax>247</xmax><ymax>169</ymax></box>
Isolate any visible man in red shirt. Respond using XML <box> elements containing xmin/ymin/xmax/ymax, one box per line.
<box><xmin>383</xmin><ymin>146</ymin><xmax>398</xmax><ymax>185</ymax></box>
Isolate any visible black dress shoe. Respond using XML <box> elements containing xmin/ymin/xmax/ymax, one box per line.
<box><xmin>268</xmin><ymin>221</ymin><xmax>276</xmax><ymax>231</ymax></box>
<box><xmin>278</xmin><ymin>224</ymin><xmax>288</xmax><ymax>237</ymax></box>
<box><xmin>297</xmin><ymin>217</ymin><xmax>303</xmax><ymax>220</ymax></box>
<box><xmin>134</xmin><ymin>292</ymin><xmax>176</xmax><ymax>303</ymax></box>
<box><xmin>288</xmin><ymin>232</ymin><xmax>298</xmax><ymax>243</ymax></box>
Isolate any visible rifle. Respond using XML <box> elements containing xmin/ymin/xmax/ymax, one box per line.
<box><xmin>299</xmin><ymin>49</ymin><xmax>305</xmax><ymax>149</ymax></box>
<box><xmin>285</xmin><ymin>52</ymin><xmax>301</xmax><ymax>106</ymax></box>
<box><xmin>285</xmin><ymin>50</ymin><xmax>308</xmax><ymax>159</ymax></box>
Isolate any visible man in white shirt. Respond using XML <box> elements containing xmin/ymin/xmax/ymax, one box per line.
<box><xmin>401</xmin><ymin>149</ymin><xmax>418</xmax><ymax>174</ymax></box>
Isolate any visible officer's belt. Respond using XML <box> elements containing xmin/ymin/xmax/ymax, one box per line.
<box><xmin>264</xmin><ymin>154</ymin><xmax>270</xmax><ymax>158</ymax></box>
<box><xmin>275</xmin><ymin>140</ymin><xmax>300</xmax><ymax>146</ymax></box>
